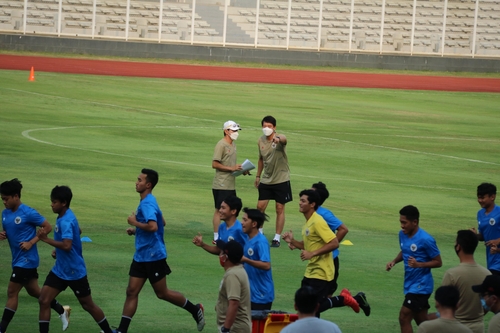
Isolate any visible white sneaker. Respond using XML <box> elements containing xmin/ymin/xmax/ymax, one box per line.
<box><xmin>59</xmin><ymin>305</ymin><xmax>71</xmax><ymax>331</ymax></box>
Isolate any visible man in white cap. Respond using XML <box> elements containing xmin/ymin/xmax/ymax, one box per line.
<box><xmin>212</xmin><ymin>121</ymin><xmax>243</xmax><ymax>244</ymax></box>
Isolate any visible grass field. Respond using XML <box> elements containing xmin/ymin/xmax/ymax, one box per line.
<box><xmin>0</xmin><ymin>67</ymin><xmax>499</xmax><ymax>333</ymax></box>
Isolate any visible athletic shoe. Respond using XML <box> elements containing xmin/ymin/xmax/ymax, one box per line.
<box><xmin>100</xmin><ymin>330</ymin><xmax>120</xmax><ymax>333</ymax></box>
<box><xmin>340</xmin><ymin>288</ymin><xmax>360</xmax><ymax>313</ymax></box>
<box><xmin>271</xmin><ymin>240</ymin><xmax>280</xmax><ymax>248</ymax></box>
<box><xmin>59</xmin><ymin>305</ymin><xmax>71</xmax><ymax>331</ymax></box>
<box><xmin>354</xmin><ymin>292</ymin><xmax>371</xmax><ymax>316</ymax></box>
<box><xmin>194</xmin><ymin>303</ymin><xmax>205</xmax><ymax>331</ymax></box>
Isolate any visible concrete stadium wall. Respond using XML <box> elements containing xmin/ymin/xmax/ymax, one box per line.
<box><xmin>1</xmin><ymin>33</ymin><xmax>500</xmax><ymax>73</ymax></box>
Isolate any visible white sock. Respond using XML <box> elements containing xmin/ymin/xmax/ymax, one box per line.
<box><xmin>214</xmin><ymin>232</ymin><xmax>218</xmax><ymax>241</ymax></box>
<box><xmin>274</xmin><ymin>234</ymin><xmax>281</xmax><ymax>241</ymax></box>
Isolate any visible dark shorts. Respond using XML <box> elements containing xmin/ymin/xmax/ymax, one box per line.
<box><xmin>489</xmin><ymin>269</ymin><xmax>500</xmax><ymax>276</ymax></box>
<box><xmin>258</xmin><ymin>181</ymin><xmax>293</xmax><ymax>204</ymax></box>
<box><xmin>10</xmin><ymin>267</ymin><xmax>38</xmax><ymax>284</ymax></box>
<box><xmin>251</xmin><ymin>302</ymin><xmax>273</xmax><ymax>311</ymax></box>
<box><xmin>301</xmin><ymin>277</ymin><xmax>335</xmax><ymax>300</ymax></box>
<box><xmin>212</xmin><ymin>189</ymin><xmax>237</xmax><ymax>210</ymax></box>
<box><xmin>43</xmin><ymin>271</ymin><xmax>91</xmax><ymax>298</ymax></box>
<box><xmin>129</xmin><ymin>259</ymin><xmax>171</xmax><ymax>284</ymax></box>
<box><xmin>328</xmin><ymin>256</ymin><xmax>340</xmax><ymax>295</ymax></box>
<box><xmin>402</xmin><ymin>293</ymin><xmax>431</xmax><ymax>312</ymax></box>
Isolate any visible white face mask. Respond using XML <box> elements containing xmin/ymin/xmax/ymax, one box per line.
<box><xmin>262</xmin><ymin>127</ymin><xmax>274</xmax><ymax>137</ymax></box>
<box><xmin>230</xmin><ymin>131</ymin><xmax>239</xmax><ymax>141</ymax></box>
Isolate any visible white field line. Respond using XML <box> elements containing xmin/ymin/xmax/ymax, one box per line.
<box><xmin>6</xmin><ymin>87</ymin><xmax>497</xmax><ymax>189</ymax></box>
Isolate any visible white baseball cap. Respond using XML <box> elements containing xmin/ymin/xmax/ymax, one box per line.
<box><xmin>223</xmin><ymin>120</ymin><xmax>241</xmax><ymax>131</ymax></box>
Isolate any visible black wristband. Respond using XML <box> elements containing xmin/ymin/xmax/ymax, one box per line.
<box><xmin>221</xmin><ymin>327</ymin><xmax>230</xmax><ymax>333</ymax></box>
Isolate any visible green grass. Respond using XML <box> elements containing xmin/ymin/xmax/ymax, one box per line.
<box><xmin>0</xmin><ymin>68</ymin><xmax>499</xmax><ymax>333</ymax></box>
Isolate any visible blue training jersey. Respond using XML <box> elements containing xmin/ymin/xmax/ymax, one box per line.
<box><xmin>217</xmin><ymin>220</ymin><xmax>247</xmax><ymax>247</ymax></box>
<box><xmin>399</xmin><ymin>228</ymin><xmax>440</xmax><ymax>295</ymax></box>
<box><xmin>316</xmin><ymin>206</ymin><xmax>343</xmax><ymax>259</ymax></box>
<box><xmin>134</xmin><ymin>193</ymin><xmax>166</xmax><ymax>262</ymax></box>
<box><xmin>52</xmin><ymin>208</ymin><xmax>87</xmax><ymax>280</ymax></box>
<box><xmin>2</xmin><ymin>204</ymin><xmax>46</xmax><ymax>269</ymax></box>
<box><xmin>478</xmin><ymin>205</ymin><xmax>500</xmax><ymax>271</ymax></box>
<box><xmin>244</xmin><ymin>232</ymin><xmax>275</xmax><ymax>304</ymax></box>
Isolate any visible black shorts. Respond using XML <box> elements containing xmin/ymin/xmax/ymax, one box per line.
<box><xmin>212</xmin><ymin>189</ymin><xmax>237</xmax><ymax>210</ymax></box>
<box><xmin>301</xmin><ymin>277</ymin><xmax>335</xmax><ymax>300</ymax></box>
<box><xmin>251</xmin><ymin>302</ymin><xmax>273</xmax><ymax>311</ymax></box>
<box><xmin>43</xmin><ymin>271</ymin><xmax>91</xmax><ymax>298</ymax></box>
<box><xmin>10</xmin><ymin>267</ymin><xmax>38</xmax><ymax>284</ymax></box>
<box><xmin>258</xmin><ymin>181</ymin><xmax>293</xmax><ymax>204</ymax></box>
<box><xmin>489</xmin><ymin>269</ymin><xmax>500</xmax><ymax>276</ymax></box>
<box><xmin>328</xmin><ymin>256</ymin><xmax>340</xmax><ymax>295</ymax></box>
<box><xmin>402</xmin><ymin>293</ymin><xmax>431</xmax><ymax>312</ymax></box>
<box><xmin>129</xmin><ymin>259</ymin><xmax>171</xmax><ymax>284</ymax></box>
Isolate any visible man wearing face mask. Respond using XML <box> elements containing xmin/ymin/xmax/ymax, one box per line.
<box><xmin>255</xmin><ymin>115</ymin><xmax>292</xmax><ymax>247</ymax></box>
<box><xmin>212</xmin><ymin>121</ymin><xmax>243</xmax><ymax>244</ymax></box>
<box><xmin>216</xmin><ymin>240</ymin><xmax>251</xmax><ymax>333</ymax></box>
<box><xmin>428</xmin><ymin>230</ymin><xmax>490</xmax><ymax>333</ymax></box>
<box><xmin>472</xmin><ymin>275</ymin><xmax>500</xmax><ymax>333</ymax></box>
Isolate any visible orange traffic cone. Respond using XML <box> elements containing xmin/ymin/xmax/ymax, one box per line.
<box><xmin>28</xmin><ymin>66</ymin><xmax>35</xmax><ymax>81</ymax></box>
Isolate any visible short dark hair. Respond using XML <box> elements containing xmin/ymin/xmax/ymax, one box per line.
<box><xmin>399</xmin><ymin>205</ymin><xmax>419</xmax><ymax>222</ymax></box>
<box><xmin>299</xmin><ymin>189</ymin><xmax>321</xmax><ymax>211</ymax></box>
<box><xmin>141</xmin><ymin>168</ymin><xmax>159</xmax><ymax>189</ymax></box>
<box><xmin>261</xmin><ymin>116</ymin><xmax>276</xmax><ymax>127</ymax></box>
<box><xmin>456</xmin><ymin>229</ymin><xmax>478</xmax><ymax>254</ymax></box>
<box><xmin>312</xmin><ymin>182</ymin><xmax>329</xmax><ymax>206</ymax></box>
<box><xmin>223</xmin><ymin>195</ymin><xmax>243</xmax><ymax>217</ymax></box>
<box><xmin>478</xmin><ymin>183</ymin><xmax>496</xmax><ymax>197</ymax></box>
<box><xmin>0</xmin><ymin>178</ymin><xmax>23</xmax><ymax>198</ymax></box>
<box><xmin>51</xmin><ymin>185</ymin><xmax>73</xmax><ymax>207</ymax></box>
<box><xmin>242</xmin><ymin>208</ymin><xmax>268</xmax><ymax>228</ymax></box>
<box><xmin>294</xmin><ymin>286</ymin><xmax>320</xmax><ymax>314</ymax></box>
<box><xmin>435</xmin><ymin>285</ymin><xmax>460</xmax><ymax>308</ymax></box>
<box><xmin>222</xmin><ymin>240</ymin><xmax>243</xmax><ymax>264</ymax></box>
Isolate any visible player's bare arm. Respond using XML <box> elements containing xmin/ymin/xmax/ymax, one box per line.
<box><xmin>300</xmin><ymin>237</ymin><xmax>338</xmax><ymax>261</ymax></box>
<box><xmin>386</xmin><ymin>251</ymin><xmax>403</xmax><ymax>271</ymax></box>
<box><xmin>408</xmin><ymin>254</ymin><xmax>442</xmax><ymax>269</ymax></box>
<box><xmin>335</xmin><ymin>224</ymin><xmax>349</xmax><ymax>243</ymax></box>
<box><xmin>241</xmin><ymin>256</ymin><xmax>271</xmax><ymax>270</ymax></box>
<box><xmin>127</xmin><ymin>212</ymin><xmax>158</xmax><ymax>232</ymax></box>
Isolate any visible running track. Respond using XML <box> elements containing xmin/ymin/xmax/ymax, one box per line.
<box><xmin>1</xmin><ymin>54</ymin><xmax>500</xmax><ymax>92</ymax></box>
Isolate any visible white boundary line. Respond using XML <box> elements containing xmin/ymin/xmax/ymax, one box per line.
<box><xmin>6</xmin><ymin>87</ymin><xmax>497</xmax><ymax>189</ymax></box>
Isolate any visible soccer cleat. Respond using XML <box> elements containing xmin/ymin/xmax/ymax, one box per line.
<box><xmin>340</xmin><ymin>288</ymin><xmax>360</xmax><ymax>313</ymax></box>
<box><xmin>271</xmin><ymin>240</ymin><xmax>280</xmax><ymax>248</ymax></box>
<box><xmin>354</xmin><ymin>292</ymin><xmax>371</xmax><ymax>316</ymax></box>
<box><xmin>100</xmin><ymin>330</ymin><xmax>121</xmax><ymax>333</ymax></box>
<box><xmin>59</xmin><ymin>305</ymin><xmax>71</xmax><ymax>331</ymax></box>
<box><xmin>194</xmin><ymin>303</ymin><xmax>205</xmax><ymax>331</ymax></box>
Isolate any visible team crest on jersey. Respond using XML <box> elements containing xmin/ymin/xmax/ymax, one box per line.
<box><xmin>305</xmin><ymin>229</ymin><xmax>310</xmax><ymax>236</ymax></box>
<box><xmin>15</xmin><ymin>216</ymin><xmax>22</xmax><ymax>224</ymax></box>
<box><xmin>228</xmin><ymin>236</ymin><xmax>234</xmax><ymax>241</ymax></box>
<box><xmin>55</xmin><ymin>224</ymin><xmax>59</xmax><ymax>233</ymax></box>
<box><xmin>410</xmin><ymin>244</ymin><xmax>418</xmax><ymax>252</ymax></box>
<box><xmin>247</xmin><ymin>248</ymin><xmax>254</xmax><ymax>256</ymax></box>
<box><xmin>490</xmin><ymin>218</ymin><xmax>496</xmax><ymax>226</ymax></box>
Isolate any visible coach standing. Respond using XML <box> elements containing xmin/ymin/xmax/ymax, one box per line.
<box><xmin>254</xmin><ymin>115</ymin><xmax>292</xmax><ymax>247</ymax></box>
<box><xmin>212</xmin><ymin>120</ymin><xmax>243</xmax><ymax>244</ymax></box>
